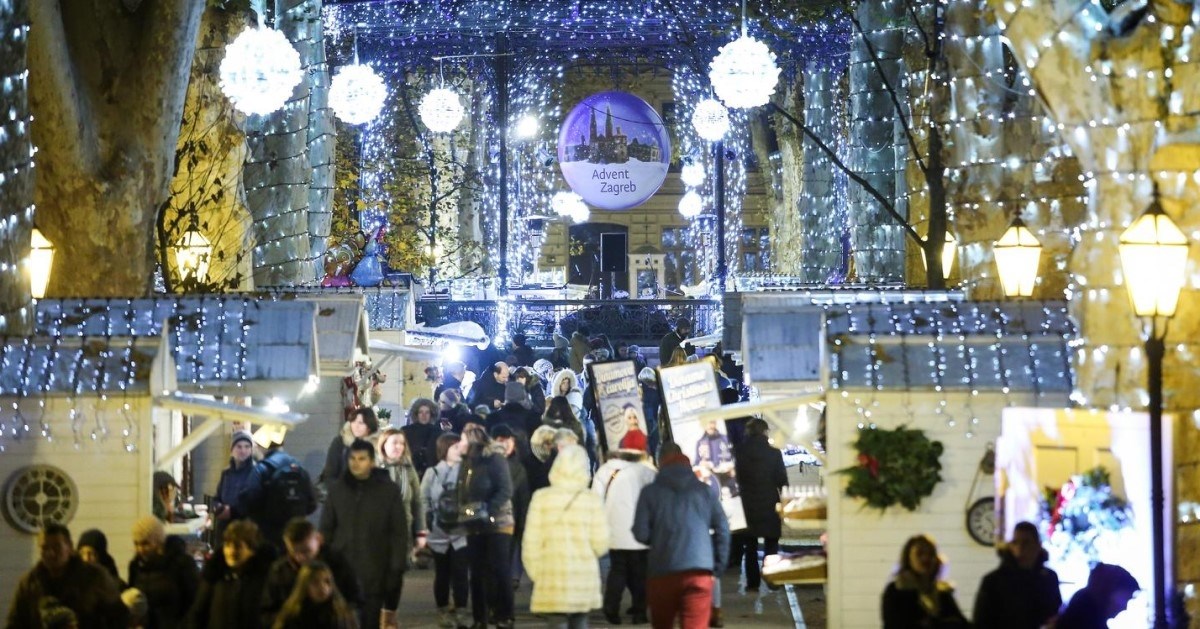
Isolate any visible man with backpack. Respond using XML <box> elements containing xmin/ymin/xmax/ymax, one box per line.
<box><xmin>246</xmin><ymin>427</ymin><xmax>318</xmax><ymax>552</ymax></box>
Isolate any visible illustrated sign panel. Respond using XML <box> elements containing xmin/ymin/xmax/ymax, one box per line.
<box><xmin>658</xmin><ymin>362</ymin><xmax>746</xmax><ymax>531</ymax></box>
<box><xmin>558</xmin><ymin>91</ymin><xmax>671</xmax><ymax>210</ymax></box>
<box><xmin>587</xmin><ymin>359</ymin><xmax>647</xmax><ymax>453</ymax></box>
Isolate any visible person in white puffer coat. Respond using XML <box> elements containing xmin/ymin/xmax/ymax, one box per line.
<box><xmin>592</xmin><ymin>449</ymin><xmax>657</xmax><ymax>625</ymax></box>
<box><xmin>522</xmin><ymin>445</ymin><xmax>609</xmax><ymax>628</ymax></box>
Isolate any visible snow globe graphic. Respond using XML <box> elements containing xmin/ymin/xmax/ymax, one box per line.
<box><xmin>557</xmin><ymin>91</ymin><xmax>671</xmax><ymax>210</ymax></box>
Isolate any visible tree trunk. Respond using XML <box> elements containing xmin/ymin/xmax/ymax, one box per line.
<box><xmin>28</xmin><ymin>0</ymin><xmax>204</xmax><ymax>297</ymax></box>
<box><xmin>0</xmin><ymin>0</ymin><xmax>34</xmax><ymax>334</ymax></box>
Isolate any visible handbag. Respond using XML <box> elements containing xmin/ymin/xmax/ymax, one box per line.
<box><xmin>438</xmin><ymin>464</ymin><xmax>489</xmax><ymax>528</ymax></box>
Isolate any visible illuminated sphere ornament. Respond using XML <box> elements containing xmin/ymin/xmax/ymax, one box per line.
<box><xmin>568</xmin><ymin>204</ymin><xmax>590</xmax><ymax>224</ymax></box>
<box><xmin>419</xmin><ymin>87</ymin><xmax>465</xmax><ymax>133</ymax></box>
<box><xmin>680</xmin><ymin>162</ymin><xmax>705</xmax><ymax>188</ymax></box>
<box><xmin>551</xmin><ymin>191</ymin><xmax>586</xmax><ymax>218</ymax></box>
<box><xmin>691</xmin><ymin>98</ymin><xmax>731</xmax><ymax>141</ymax></box>
<box><xmin>708</xmin><ymin>35</ymin><xmax>781</xmax><ymax>109</ymax></box>
<box><xmin>329</xmin><ymin>64</ymin><xmax>387</xmax><ymax>125</ymax></box>
<box><xmin>678</xmin><ymin>190</ymin><xmax>704</xmax><ymax>219</ymax></box>
<box><xmin>219</xmin><ymin>26</ymin><xmax>303</xmax><ymax>116</ymax></box>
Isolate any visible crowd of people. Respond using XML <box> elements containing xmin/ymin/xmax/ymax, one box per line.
<box><xmin>2</xmin><ymin>320</ymin><xmax>1150</xmax><ymax>629</ymax></box>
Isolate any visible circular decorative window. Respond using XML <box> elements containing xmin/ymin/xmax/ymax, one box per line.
<box><xmin>4</xmin><ymin>465</ymin><xmax>78</xmax><ymax>534</ymax></box>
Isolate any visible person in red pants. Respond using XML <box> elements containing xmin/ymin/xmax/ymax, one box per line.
<box><xmin>632</xmin><ymin>443</ymin><xmax>730</xmax><ymax>629</ymax></box>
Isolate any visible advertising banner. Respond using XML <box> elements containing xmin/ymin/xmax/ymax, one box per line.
<box><xmin>588</xmin><ymin>359</ymin><xmax>647</xmax><ymax>453</ymax></box>
<box><xmin>558</xmin><ymin>91</ymin><xmax>671</xmax><ymax>210</ymax></box>
<box><xmin>658</xmin><ymin>362</ymin><xmax>746</xmax><ymax>530</ymax></box>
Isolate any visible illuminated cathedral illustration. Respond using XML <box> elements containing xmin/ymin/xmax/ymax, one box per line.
<box><xmin>567</xmin><ymin>105</ymin><xmax>661</xmax><ymax>165</ymax></box>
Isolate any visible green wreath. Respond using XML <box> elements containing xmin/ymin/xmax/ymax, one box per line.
<box><xmin>839</xmin><ymin>426</ymin><xmax>944</xmax><ymax>511</ymax></box>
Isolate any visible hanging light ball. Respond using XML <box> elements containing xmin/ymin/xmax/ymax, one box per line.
<box><xmin>514</xmin><ymin>114</ymin><xmax>540</xmax><ymax>139</ymax></box>
<box><xmin>219</xmin><ymin>26</ymin><xmax>303</xmax><ymax>116</ymax></box>
<box><xmin>568</xmin><ymin>203</ymin><xmax>590</xmax><ymax>224</ymax></box>
<box><xmin>680</xmin><ymin>162</ymin><xmax>706</xmax><ymax>188</ymax></box>
<box><xmin>708</xmin><ymin>35</ymin><xmax>781</xmax><ymax>109</ymax></box>
<box><xmin>329</xmin><ymin>63</ymin><xmax>387</xmax><ymax>125</ymax></box>
<box><xmin>551</xmin><ymin>191</ymin><xmax>583</xmax><ymax>217</ymax></box>
<box><xmin>679</xmin><ymin>190</ymin><xmax>704</xmax><ymax>219</ymax></box>
<box><xmin>691</xmin><ymin>98</ymin><xmax>731</xmax><ymax>141</ymax></box>
<box><xmin>419</xmin><ymin>87</ymin><xmax>465</xmax><ymax>133</ymax></box>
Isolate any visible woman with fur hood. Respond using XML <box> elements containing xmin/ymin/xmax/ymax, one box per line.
<box><xmin>319</xmin><ymin>407</ymin><xmax>380</xmax><ymax>486</ymax></box>
<box><xmin>550</xmin><ymin>370</ymin><xmax>584</xmax><ymax>421</ymax></box>
<box><xmin>523</xmin><ymin>445</ymin><xmax>609</xmax><ymax>628</ymax></box>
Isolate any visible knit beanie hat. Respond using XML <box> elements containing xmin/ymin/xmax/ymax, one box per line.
<box><xmin>504</xmin><ymin>381</ymin><xmax>528</xmax><ymax>404</ymax></box>
<box><xmin>231</xmin><ymin>430</ymin><xmax>253</xmax><ymax>449</ymax></box>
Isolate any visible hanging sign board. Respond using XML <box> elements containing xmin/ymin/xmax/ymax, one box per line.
<box><xmin>657</xmin><ymin>361</ymin><xmax>746</xmax><ymax>531</ymax></box>
<box><xmin>587</xmin><ymin>359</ymin><xmax>647</xmax><ymax>454</ymax></box>
<box><xmin>557</xmin><ymin>91</ymin><xmax>671</xmax><ymax>210</ymax></box>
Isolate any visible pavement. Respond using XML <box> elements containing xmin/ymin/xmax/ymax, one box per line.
<box><xmin>392</xmin><ymin>566</ymin><xmax>827</xmax><ymax>628</ymax></box>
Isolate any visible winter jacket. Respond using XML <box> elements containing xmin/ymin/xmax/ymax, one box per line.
<box><xmin>487</xmin><ymin>402</ymin><xmax>542</xmax><ymax>436</ymax></box>
<box><xmin>216</xmin><ymin>458</ymin><xmax>262</xmax><ymax>521</ymax></box>
<box><xmin>632</xmin><ymin>458</ymin><xmax>730</xmax><ymax>578</ymax></box>
<box><xmin>1055</xmin><ymin>588</ymin><xmax>1112</xmax><ymax>629</ymax></box>
<box><xmin>511</xmin><ymin>344</ymin><xmax>536</xmax><ymax>368</ymax></box>
<box><xmin>420</xmin><ymin>462</ymin><xmax>468</xmax><ymax>553</ymax></box>
<box><xmin>320</xmin><ymin>469</ymin><xmax>409</xmax><ymax>606</ymax></box>
<box><xmin>260</xmin><ymin>547</ymin><xmax>361</xmax><ymax>627</ymax></box>
<box><xmin>640</xmin><ymin>383</ymin><xmax>661</xmax><ymax>455</ymax></box>
<box><xmin>523</xmin><ymin>446</ymin><xmax>609</xmax><ymax>614</ymax></box>
<box><xmin>5</xmin><ymin>556</ymin><xmax>129</xmax><ymax>629</ymax></box>
<box><xmin>658</xmin><ymin>330</ymin><xmax>686</xmax><ymax>367</ymax></box>
<box><xmin>551</xmin><ymin>370</ymin><xmax>585</xmax><ymax>419</ymax></box>
<box><xmin>506</xmin><ymin>453</ymin><xmax>532</xmax><ymax>538</ymax></box>
<box><xmin>524</xmin><ymin>375</ymin><xmax>547</xmax><ymax>413</ymax></box>
<box><xmin>127</xmin><ymin>536</ymin><xmax>199</xmax><ymax>629</ymax></box>
<box><xmin>467</xmin><ymin>372</ymin><xmax>506</xmax><ymax>411</ymax></box>
<box><xmin>380</xmin><ymin>458</ymin><xmax>425</xmax><ymax>547</ymax></box>
<box><xmin>569</xmin><ymin>332</ymin><xmax>591</xmax><ymax>372</ymax></box>
<box><xmin>592</xmin><ymin>458</ymin><xmax>656</xmax><ymax>550</ymax></box>
<box><xmin>459</xmin><ymin>445</ymin><xmax>516</xmax><ymax>534</ymax></box>
<box><xmin>319</xmin><ymin>423</ymin><xmax>377</xmax><ymax>487</ymax></box>
<box><xmin>401</xmin><ymin>421</ymin><xmax>440</xmax><ymax>480</ymax></box>
<box><xmin>972</xmin><ymin>548</ymin><xmax>1061</xmax><ymax>629</ymax></box>
<box><xmin>434</xmin><ymin>373</ymin><xmax>462</xmax><ymax>402</ymax></box>
<box><xmin>438</xmin><ymin>404</ymin><xmax>473</xmax><ymax>434</ymax></box>
<box><xmin>733</xmin><ymin>433</ymin><xmax>788</xmax><ymax>539</ymax></box>
<box><xmin>882</xmin><ymin>575</ymin><xmax>969</xmax><ymax>629</ymax></box>
<box><xmin>189</xmin><ymin>545</ymin><xmax>277</xmax><ymax>629</ymax></box>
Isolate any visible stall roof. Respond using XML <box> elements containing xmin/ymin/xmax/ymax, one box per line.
<box><xmin>0</xmin><ymin>336</ymin><xmax>170</xmax><ymax>396</ymax></box>
<box><xmin>292</xmin><ymin>294</ymin><xmax>370</xmax><ymax>368</ymax></box>
<box><xmin>826</xmin><ymin>301</ymin><xmax>1075</xmax><ymax>393</ymax></box>
<box><xmin>33</xmin><ymin>298</ymin><xmax>319</xmax><ymax>394</ymax></box>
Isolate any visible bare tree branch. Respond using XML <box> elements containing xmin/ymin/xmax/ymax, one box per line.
<box><xmin>904</xmin><ymin>0</ymin><xmax>933</xmax><ymax>57</ymax></box>
<box><xmin>850</xmin><ymin>12</ymin><xmax>928</xmax><ymax>176</ymax></box>
<box><xmin>771</xmin><ymin>103</ymin><xmax>924</xmax><ymax>246</ymax></box>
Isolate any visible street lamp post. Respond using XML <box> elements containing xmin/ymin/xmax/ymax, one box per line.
<box><xmin>1117</xmin><ymin>187</ymin><xmax>1189</xmax><ymax>629</ymax></box>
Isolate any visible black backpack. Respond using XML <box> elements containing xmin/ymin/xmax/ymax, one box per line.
<box><xmin>258</xmin><ymin>452</ymin><xmax>317</xmax><ymax>522</ymax></box>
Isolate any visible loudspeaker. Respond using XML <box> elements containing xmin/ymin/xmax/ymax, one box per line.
<box><xmin>600</xmin><ymin>233</ymin><xmax>627</xmax><ymax>273</ymax></box>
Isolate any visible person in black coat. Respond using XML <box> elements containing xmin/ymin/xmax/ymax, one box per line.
<box><xmin>513</xmin><ymin>367</ymin><xmax>546</xmax><ymax>413</ymax></box>
<box><xmin>467</xmin><ymin>362</ymin><xmax>510</xmax><ymax>412</ymax></box>
<box><xmin>6</xmin><ymin>523</ymin><xmax>129</xmax><ymax>629</ymax></box>
<box><xmin>402</xmin><ymin>397</ymin><xmax>440</xmax><ymax>479</ymax></box>
<box><xmin>1055</xmin><ymin>562</ymin><xmax>1139</xmax><ymax>629</ymax></box>
<box><xmin>435</xmin><ymin>361</ymin><xmax>466</xmax><ymax>402</ymax></box>
<box><xmin>189</xmin><ymin>520</ymin><xmax>277</xmax><ymax>629</ymax></box>
<box><xmin>437</xmin><ymin>389</ymin><xmax>474</xmax><ymax>433</ymax></box>
<box><xmin>973</xmin><ymin>521</ymin><xmax>1062</xmax><ymax>629</ymax></box>
<box><xmin>128</xmin><ymin>516</ymin><xmax>199</xmax><ymax>629</ymax></box>
<box><xmin>459</xmin><ymin>425</ymin><xmax>516</xmax><ymax>628</ymax></box>
<box><xmin>490</xmin><ymin>424</ymin><xmax>533</xmax><ymax>591</ymax></box>
<box><xmin>730</xmin><ymin>418</ymin><xmax>788</xmax><ymax>590</ymax></box>
<box><xmin>261</xmin><ymin>518</ymin><xmax>362</xmax><ymax>628</ymax></box>
<box><xmin>77</xmin><ymin>528</ymin><xmax>124</xmax><ymax>589</ymax></box>
<box><xmin>487</xmin><ymin>382</ymin><xmax>542</xmax><ymax>435</ymax></box>
<box><xmin>320</xmin><ymin>439</ymin><xmax>409</xmax><ymax>629</ymax></box>
<box><xmin>509</xmin><ymin>334</ymin><xmax>536</xmax><ymax>368</ymax></box>
<box><xmin>882</xmin><ymin>534</ymin><xmax>968</xmax><ymax>629</ymax></box>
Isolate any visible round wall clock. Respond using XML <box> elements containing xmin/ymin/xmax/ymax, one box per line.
<box><xmin>966</xmin><ymin>497</ymin><xmax>996</xmax><ymax>546</ymax></box>
<box><xmin>4</xmin><ymin>465</ymin><xmax>78</xmax><ymax>534</ymax></box>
